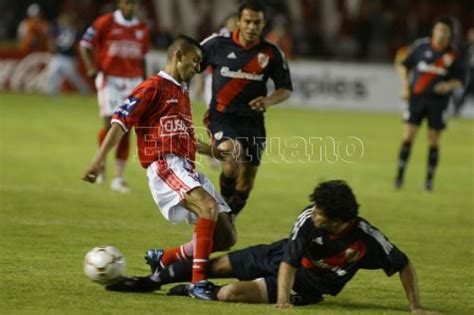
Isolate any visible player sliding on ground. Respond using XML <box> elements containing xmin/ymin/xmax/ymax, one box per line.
<box><xmin>107</xmin><ymin>180</ymin><xmax>439</xmax><ymax>314</ymax></box>
<box><xmin>82</xmin><ymin>35</ymin><xmax>236</xmax><ymax>301</ymax></box>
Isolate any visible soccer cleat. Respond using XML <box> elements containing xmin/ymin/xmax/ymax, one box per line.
<box><xmin>110</xmin><ymin>177</ymin><xmax>131</xmax><ymax>193</ymax></box>
<box><xmin>394</xmin><ymin>177</ymin><xmax>403</xmax><ymax>189</ymax></box>
<box><xmin>145</xmin><ymin>249</ymin><xmax>164</xmax><ymax>274</ymax></box>
<box><xmin>105</xmin><ymin>276</ymin><xmax>161</xmax><ymax>293</ymax></box>
<box><xmin>424</xmin><ymin>180</ymin><xmax>433</xmax><ymax>192</ymax></box>
<box><xmin>167</xmin><ymin>284</ymin><xmax>190</xmax><ymax>296</ymax></box>
<box><xmin>95</xmin><ymin>173</ymin><xmax>105</xmax><ymax>184</ymax></box>
<box><xmin>188</xmin><ymin>281</ymin><xmax>217</xmax><ymax>301</ymax></box>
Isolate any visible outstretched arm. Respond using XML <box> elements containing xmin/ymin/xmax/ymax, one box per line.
<box><xmin>249</xmin><ymin>88</ymin><xmax>291</xmax><ymax>112</ymax></box>
<box><xmin>82</xmin><ymin>123</ymin><xmax>125</xmax><ymax>182</ymax></box>
<box><xmin>275</xmin><ymin>261</ymin><xmax>296</xmax><ymax>308</ymax></box>
<box><xmin>399</xmin><ymin>260</ymin><xmax>439</xmax><ymax>314</ymax></box>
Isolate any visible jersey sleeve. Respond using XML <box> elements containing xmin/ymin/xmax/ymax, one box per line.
<box><xmin>448</xmin><ymin>54</ymin><xmax>465</xmax><ymax>82</ymax></box>
<box><xmin>269</xmin><ymin>46</ymin><xmax>293</xmax><ymax>90</ymax></box>
<box><xmin>358</xmin><ymin>221</ymin><xmax>409</xmax><ymax>276</ymax></box>
<box><xmin>200</xmin><ymin>34</ymin><xmax>219</xmax><ymax>70</ymax></box>
<box><xmin>111</xmin><ymin>82</ymin><xmax>159</xmax><ymax>133</ymax></box>
<box><xmin>282</xmin><ymin>208</ymin><xmax>314</xmax><ymax>268</ymax></box>
<box><xmin>80</xmin><ymin>15</ymin><xmax>109</xmax><ymax>49</ymax></box>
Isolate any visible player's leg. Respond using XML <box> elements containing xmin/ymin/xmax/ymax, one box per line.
<box><xmin>395</xmin><ymin>97</ymin><xmax>424</xmax><ymax>188</ymax></box>
<box><xmin>63</xmin><ymin>57</ymin><xmax>91</xmax><ymax>95</ymax></box>
<box><xmin>230</xmin><ymin>163</ymin><xmax>258</xmax><ymax>216</ymax></box>
<box><xmin>46</xmin><ymin>55</ymin><xmax>63</xmax><ymax>96</ymax></box>
<box><xmin>425</xmin><ymin>102</ymin><xmax>447</xmax><ymax>191</ymax></box>
<box><xmin>217</xmin><ymin>279</ymin><xmax>269</xmax><ymax>303</ymax></box>
<box><xmin>216</xmin><ymin>139</ymin><xmax>242</xmax><ymax>203</ymax></box>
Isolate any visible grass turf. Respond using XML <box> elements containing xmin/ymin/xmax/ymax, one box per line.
<box><xmin>0</xmin><ymin>92</ymin><xmax>473</xmax><ymax>314</ymax></box>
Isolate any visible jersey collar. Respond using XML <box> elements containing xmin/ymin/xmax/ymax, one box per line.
<box><xmin>232</xmin><ymin>30</ymin><xmax>261</xmax><ymax>49</ymax></box>
<box><xmin>158</xmin><ymin>71</ymin><xmax>183</xmax><ymax>88</ymax></box>
<box><xmin>113</xmin><ymin>9</ymin><xmax>139</xmax><ymax>27</ymax></box>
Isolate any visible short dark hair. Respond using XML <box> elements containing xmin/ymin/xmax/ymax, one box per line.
<box><xmin>309</xmin><ymin>180</ymin><xmax>359</xmax><ymax>222</ymax></box>
<box><xmin>434</xmin><ymin>16</ymin><xmax>454</xmax><ymax>34</ymax></box>
<box><xmin>238</xmin><ymin>0</ymin><xmax>265</xmax><ymax>18</ymax></box>
<box><xmin>167</xmin><ymin>34</ymin><xmax>202</xmax><ymax>60</ymax></box>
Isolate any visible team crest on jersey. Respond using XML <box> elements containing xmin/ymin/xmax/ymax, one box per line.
<box><xmin>443</xmin><ymin>53</ymin><xmax>454</xmax><ymax>67</ymax></box>
<box><xmin>135</xmin><ymin>30</ymin><xmax>144</xmax><ymax>40</ymax></box>
<box><xmin>258</xmin><ymin>53</ymin><xmax>269</xmax><ymax>68</ymax></box>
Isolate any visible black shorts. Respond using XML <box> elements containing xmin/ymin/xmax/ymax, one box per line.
<box><xmin>405</xmin><ymin>95</ymin><xmax>449</xmax><ymax>130</ymax></box>
<box><xmin>228</xmin><ymin>240</ymin><xmax>323</xmax><ymax>305</ymax></box>
<box><xmin>208</xmin><ymin>111</ymin><xmax>266</xmax><ymax>166</ymax></box>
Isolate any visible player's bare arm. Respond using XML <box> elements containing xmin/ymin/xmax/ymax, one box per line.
<box><xmin>249</xmin><ymin>88</ymin><xmax>291</xmax><ymax>112</ymax></box>
<box><xmin>82</xmin><ymin>123</ymin><xmax>125</xmax><ymax>182</ymax></box>
<box><xmin>79</xmin><ymin>45</ymin><xmax>98</xmax><ymax>78</ymax></box>
<box><xmin>433</xmin><ymin>79</ymin><xmax>463</xmax><ymax>95</ymax></box>
<box><xmin>275</xmin><ymin>261</ymin><xmax>296</xmax><ymax>309</ymax></box>
<box><xmin>399</xmin><ymin>260</ymin><xmax>439</xmax><ymax>314</ymax></box>
<box><xmin>397</xmin><ymin>65</ymin><xmax>411</xmax><ymax>101</ymax></box>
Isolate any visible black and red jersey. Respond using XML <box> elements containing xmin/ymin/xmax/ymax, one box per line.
<box><xmin>403</xmin><ymin>37</ymin><xmax>463</xmax><ymax>100</ymax></box>
<box><xmin>200</xmin><ymin>30</ymin><xmax>292</xmax><ymax>116</ymax></box>
<box><xmin>283</xmin><ymin>207</ymin><xmax>408</xmax><ymax>296</ymax></box>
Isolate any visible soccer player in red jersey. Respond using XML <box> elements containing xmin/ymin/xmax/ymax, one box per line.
<box><xmin>82</xmin><ymin>35</ymin><xmax>236</xmax><ymax>301</ymax></box>
<box><xmin>80</xmin><ymin>0</ymin><xmax>150</xmax><ymax>192</ymax></box>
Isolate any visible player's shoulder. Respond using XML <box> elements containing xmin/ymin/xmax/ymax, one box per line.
<box><xmin>261</xmin><ymin>39</ymin><xmax>287</xmax><ymax>59</ymax></box>
<box><xmin>93</xmin><ymin>12</ymin><xmax>114</xmax><ymax>28</ymax></box>
<box><xmin>200</xmin><ymin>32</ymin><xmax>231</xmax><ymax>46</ymax></box>
<box><xmin>411</xmin><ymin>37</ymin><xmax>431</xmax><ymax>50</ymax></box>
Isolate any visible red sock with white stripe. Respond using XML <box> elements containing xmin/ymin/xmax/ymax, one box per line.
<box><xmin>192</xmin><ymin>218</ymin><xmax>216</xmax><ymax>284</ymax></box>
<box><xmin>160</xmin><ymin>235</ymin><xmax>195</xmax><ymax>268</ymax></box>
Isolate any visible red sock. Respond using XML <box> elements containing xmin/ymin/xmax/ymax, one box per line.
<box><xmin>98</xmin><ymin>128</ymin><xmax>107</xmax><ymax>146</ymax></box>
<box><xmin>161</xmin><ymin>237</ymin><xmax>194</xmax><ymax>268</ymax></box>
<box><xmin>192</xmin><ymin>218</ymin><xmax>216</xmax><ymax>283</ymax></box>
<box><xmin>116</xmin><ymin>132</ymin><xmax>129</xmax><ymax>161</ymax></box>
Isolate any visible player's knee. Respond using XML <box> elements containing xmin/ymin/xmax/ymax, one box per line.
<box><xmin>217</xmin><ymin>284</ymin><xmax>241</xmax><ymax>302</ymax></box>
<box><xmin>217</xmin><ymin>140</ymin><xmax>242</xmax><ymax>161</ymax></box>
<box><xmin>198</xmin><ymin>197</ymin><xmax>218</xmax><ymax>220</ymax></box>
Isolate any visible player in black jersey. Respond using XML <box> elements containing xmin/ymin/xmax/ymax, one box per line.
<box><xmin>394</xmin><ymin>17</ymin><xmax>464</xmax><ymax>191</ymax></box>
<box><xmin>107</xmin><ymin>181</ymin><xmax>437</xmax><ymax>314</ymax></box>
<box><xmin>199</xmin><ymin>0</ymin><xmax>293</xmax><ymax>217</ymax></box>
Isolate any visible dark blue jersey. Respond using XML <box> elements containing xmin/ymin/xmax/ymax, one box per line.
<box><xmin>283</xmin><ymin>206</ymin><xmax>408</xmax><ymax>295</ymax></box>
<box><xmin>403</xmin><ymin>37</ymin><xmax>463</xmax><ymax>101</ymax></box>
<box><xmin>200</xmin><ymin>30</ymin><xmax>292</xmax><ymax>116</ymax></box>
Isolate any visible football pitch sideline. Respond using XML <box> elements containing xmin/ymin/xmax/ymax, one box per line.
<box><xmin>1</xmin><ymin>92</ymin><xmax>473</xmax><ymax>314</ymax></box>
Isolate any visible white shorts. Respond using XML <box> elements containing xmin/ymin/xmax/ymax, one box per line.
<box><xmin>95</xmin><ymin>72</ymin><xmax>142</xmax><ymax>117</ymax></box>
<box><xmin>147</xmin><ymin>154</ymin><xmax>231</xmax><ymax>224</ymax></box>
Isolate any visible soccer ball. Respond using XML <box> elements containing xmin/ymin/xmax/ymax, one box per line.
<box><xmin>84</xmin><ymin>246</ymin><xmax>125</xmax><ymax>284</ymax></box>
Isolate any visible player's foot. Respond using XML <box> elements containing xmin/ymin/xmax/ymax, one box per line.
<box><xmin>95</xmin><ymin>173</ymin><xmax>105</xmax><ymax>184</ymax></box>
<box><xmin>424</xmin><ymin>180</ymin><xmax>433</xmax><ymax>192</ymax></box>
<box><xmin>394</xmin><ymin>177</ymin><xmax>403</xmax><ymax>189</ymax></box>
<box><xmin>105</xmin><ymin>276</ymin><xmax>161</xmax><ymax>292</ymax></box>
<box><xmin>111</xmin><ymin>177</ymin><xmax>130</xmax><ymax>193</ymax></box>
<box><xmin>167</xmin><ymin>284</ymin><xmax>190</xmax><ymax>296</ymax></box>
<box><xmin>145</xmin><ymin>249</ymin><xmax>164</xmax><ymax>274</ymax></box>
<box><xmin>188</xmin><ymin>281</ymin><xmax>217</xmax><ymax>301</ymax></box>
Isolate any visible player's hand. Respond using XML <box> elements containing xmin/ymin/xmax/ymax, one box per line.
<box><xmin>82</xmin><ymin>163</ymin><xmax>101</xmax><ymax>183</ymax></box>
<box><xmin>86</xmin><ymin>67</ymin><xmax>99</xmax><ymax>79</ymax></box>
<box><xmin>249</xmin><ymin>96</ymin><xmax>269</xmax><ymax>112</ymax></box>
<box><xmin>275</xmin><ymin>302</ymin><xmax>293</xmax><ymax>309</ymax></box>
<box><xmin>411</xmin><ymin>307</ymin><xmax>440</xmax><ymax>315</ymax></box>
<box><xmin>433</xmin><ymin>81</ymin><xmax>453</xmax><ymax>95</ymax></box>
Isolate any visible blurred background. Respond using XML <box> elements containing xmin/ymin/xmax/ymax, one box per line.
<box><xmin>1</xmin><ymin>0</ymin><xmax>473</xmax><ymax>116</ymax></box>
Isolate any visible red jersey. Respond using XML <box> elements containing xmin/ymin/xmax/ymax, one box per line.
<box><xmin>80</xmin><ymin>10</ymin><xmax>149</xmax><ymax>78</ymax></box>
<box><xmin>111</xmin><ymin>71</ymin><xmax>196</xmax><ymax>168</ymax></box>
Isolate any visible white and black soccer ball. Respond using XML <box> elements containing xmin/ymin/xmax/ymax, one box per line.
<box><xmin>84</xmin><ymin>246</ymin><xmax>125</xmax><ymax>284</ymax></box>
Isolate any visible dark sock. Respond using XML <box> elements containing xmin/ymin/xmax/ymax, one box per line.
<box><xmin>397</xmin><ymin>141</ymin><xmax>412</xmax><ymax>180</ymax></box>
<box><xmin>229</xmin><ymin>190</ymin><xmax>250</xmax><ymax>216</ymax></box>
<box><xmin>219</xmin><ymin>174</ymin><xmax>236</xmax><ymax>202</ymax></box>
<box><xmin>426</xmin><ymin>146</ymin><xmax>439</xmax><ymax>183</ymax></box>
<box><xmin>153</xmin><ymin>260</ymin><xmax>193</xmax><ymax>285</ymax></box>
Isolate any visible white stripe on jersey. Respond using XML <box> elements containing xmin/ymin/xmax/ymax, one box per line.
<box><xmin>200</xmin><ymin>33</ymin><xmax>220</xmax><ymax>46</ymax></box>
<box><xmin>290</xmin><ymin>207</ymin><xmax>314</xmax><ymax>240</ymax></box>
<box><xmin>358</xmin><ymin>221</ymin><xmax>394</xmax><ymax>254</ymax></box>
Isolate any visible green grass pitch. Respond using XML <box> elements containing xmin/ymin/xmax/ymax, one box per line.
<box><xmin>1</xmin><ymin>92</ymin><xmax>473</xmax><ymax>314</ymax></box>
